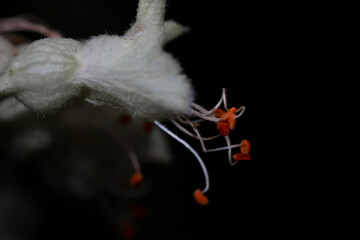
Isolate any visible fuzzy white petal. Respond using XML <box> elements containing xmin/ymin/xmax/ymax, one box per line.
<box><xmin>76</xmin><ymin>34</ymin><xmax>193</xmax><ymax>119</ymax></box>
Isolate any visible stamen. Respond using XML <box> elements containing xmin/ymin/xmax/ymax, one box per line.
<box><xmin>233</xmin><ymin>140</ymin><xmax>251</xmax><ymax>161</ymax></box>
<box><xmin>220</xmin><ymin>111</ymin><xmax>231</xmax><ymax>121</ymax></box>
<box><xmin>235</xmin><ymin>106</ymin><xmax>246</xmax><ymax>118</ymax></box>
<box><xmin>225</xmin><ymin>136</ymin><xmax>239</xmax><ymax>166</ymax></box>
<box><xmin>191</xmin><ymin>88</ymin><xmax>225</xmax><ymax>115</ymax></box>
<box><xmin>203</xmin><ymin>143</ymin><xmax>242</xmax><ymax>152</ymax></box>
<box><xmin>193</xmin><ymin>188</ymin><xmax>209</xmax><ymax>206</ymax></box>
<box><xmin>128</xmin><ymin>149</ymin><xmax>143</xmax><ymax>187</ymax></box>
<box><xmin>190</xmin><ymin>102</ymin><xmax>209</xmax><ymax>114</ymax></box>
<box><xmin>222</xmin><ymin>88</ymin><xmax>229</xmax><ymax>110</ymax></box>
<box><xmin>240</xmin><ymin>140</ymin><xmax>251</xmax><ymax>154</ymax></box>
<box><xmin>177</xmin><ymin>115</ymin><xmax>204</xmax><ymax>125</ymax></box>
<box><xmin>182</xmin><ymin>116</ymin><xmax>212</xmax><ymax>153</ymax></box>
<box><xmin>217</xmin><ymin>121</ymin><xmax>230</xmax><ymax>136</ymax></box>
<box><xmin>220</xmin><ymin>107</ymin><xmax>236</xmax><ymax>119</ymax></box>
<box><xmin>182</xmin><ymin>115</ymin><xmax>242</xmax><ymax>154</ymax></box>
<box><xmin>175</xmin><ymin>115</ymin><xmax>189</xmax><ymax>124</ymax></box>
<box><xmin>171</xmin><ymin>119</ymin><xmax>221</xmax><ymax>141</ymax></box>
<box><xmin>190</xmin><ymin>88</ymin><xmax>228</xmax><ymax>116</ymax></box>
<box><xmin>154</xmin><ymin>121</ymin><xmax>210</xmax><ymax>195</ymax></box>
<box><xmin>228</xmin><ymin>112</ymin><xmax>236</xmax><ymax>130</ymax></box>
<box><xmin>229</xmin><ymin>107</ymin><xmax>237</xmax><ymax>113</ymax></box>
<box><xmin>191</xmin><ymin>109</ymin><xmax>221</xmax><ymax>122</ymax></box>
<box><xmin>107</xmin><ymin>129</ymin><xmax>144</xmax><ymax>187</ymax></box>
<box><xmin>155</xmin><ymin>88</ymin><xmax>249</xmax><ymax>204</ymax></box>
<box><xmin>213</xmin><ymin>108</ymin><xmax>226</xmax><ymax>118</ymax></box>
<box><xmin>233</xmin><ymin>153</ymin><xmax>251</xmax><ymax>161</ymax></box>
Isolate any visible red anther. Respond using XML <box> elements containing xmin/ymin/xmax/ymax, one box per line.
<box><xmin>233</xmin><ymin>153</ymin><xmax>251</xmax><ymax>161</ymax></box>
<box><xmin>119</xmin><ymin>114</ymin><xmax>132</xmax><ymax>124</ymax></box>
<box><xmin>217</xmin><ymin>121</ymin><xmax>230</xmax><ymax>136</ymax></box>
<box><xmin>193</xmin><ymin>189</ymin><xmax>209</xmax><ymax>206</ymax></box>
<box><xmin>240</xmin><ymin>140</ymin><xmax>251</xmax><ymax>154</ymax></box>
<box><xmin>130</xmin><ymin>173</ymin><xmax>143</xmax><ymax>187</ymax></box>
<box><xmin>143</xmin><ymin>121</ymin><xmax>153</xmax><ymax>134</ymax></box>
<box><xmin>213</xmin><ymin>108</ymin><xmax>226</xmax><ymax>118</ymax></box>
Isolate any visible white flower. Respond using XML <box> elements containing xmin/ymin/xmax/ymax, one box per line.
<box><xmin>0</xmin><ymin>0</ymin><xmax>251</xmax><ymax>206</ymax></box>
<box><xmin>0</xmin><ymin>0</ymin><xmax>193</xmax><ymax>119</ymax></box>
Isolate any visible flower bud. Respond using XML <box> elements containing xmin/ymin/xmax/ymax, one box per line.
<box><xmin>0</xmin><ymin>38</ymin><xmax>80</xmax><ymax>111</ymax></box>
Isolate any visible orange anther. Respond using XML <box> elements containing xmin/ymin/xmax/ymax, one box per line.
<box><xmin>130</xmin><ymin>173</ymin><xmax>143</xmax><ymax>187</ymax></box>
<box><xmin>143</xmin><ymin>121</ymin><xmax>153</xmax><ymax>134</ymax></box>
<box><xmin>240</xmin><ymin>140</ymin><xmax>251</xmax><ymax>154</ymax></box>
<box><xmin>217</xmin><ymin>121</ymin><xmax>230</xmax><ymax>136</ymax></box>
<box><xmin>193</xmin><ymin>189</ymin><xmax>209</xmax><ymax>206</ymax></box>
<box><xmin>119</xmin><ymin>114</ymin><xmax>132</xmax><ymax>124</ymax></box>
<box><xmin>228</xmin><ymin>113</ymin><xmax>236</xmax><ymax>130</ymax></box>
<box><xmin>213</xmin><ymin>108</ymin><xmax>226</xmax><ymax>118</ymax></box>
<box><xmin>233</xmin><ymin>153</ymin><xmax>251</xmax><ymax>161</ymax></box>
<box><xmin>220</xmin><ymin>111</ymin><xmax>231</xmax><ymax>121</ymax></box>
<box><xmin>220</xmin><ymin>107</ymin><xmax>237</xmax><ymax>130</ymax></box>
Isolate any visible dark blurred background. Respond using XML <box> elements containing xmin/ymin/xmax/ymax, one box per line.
<box><xmin>0</xmin><ymin>0</ymin><xmax>285</xmax><ymax>239</ymax></box>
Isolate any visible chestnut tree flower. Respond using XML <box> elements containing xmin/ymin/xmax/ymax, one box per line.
<box><xmin>0</xmin><ymin>0</ymin><xmax>251</xmax><ymax>205</ymax></box>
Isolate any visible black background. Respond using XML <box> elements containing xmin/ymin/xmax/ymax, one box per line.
<box><xmin>0</xmin><ymin>0</ymin><xmax>293</xmax><ymax>239</ymax></box>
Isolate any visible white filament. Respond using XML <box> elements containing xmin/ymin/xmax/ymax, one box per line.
<box><xmin>154</xmin><ymin>120</ymin><xmax>210</xmax><ymax>193</ymax></box>
<box><xmin>171</xmin><ymin>119</ymin><xmax>221</xmax><ymax>141</ymax></box>
<box><xmin>128</xmin><ymin>148</ymin><xmax>142</xmax><ymax>174</ymax></box>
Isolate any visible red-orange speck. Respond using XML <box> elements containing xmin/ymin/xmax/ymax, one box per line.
<box><xmin>143</xmin><ymin>121</ymin><xmax>153</xmax><ymax>134</ymax></box>
<box><xmin>119</xmin><ymin>114</ymin><xmax>132</xmax><ymax>124</ymax></box>
<box><xmin>130</xmin><ymin>173</ymin><xmax>143</xmax><ymax>187</ymax></box>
